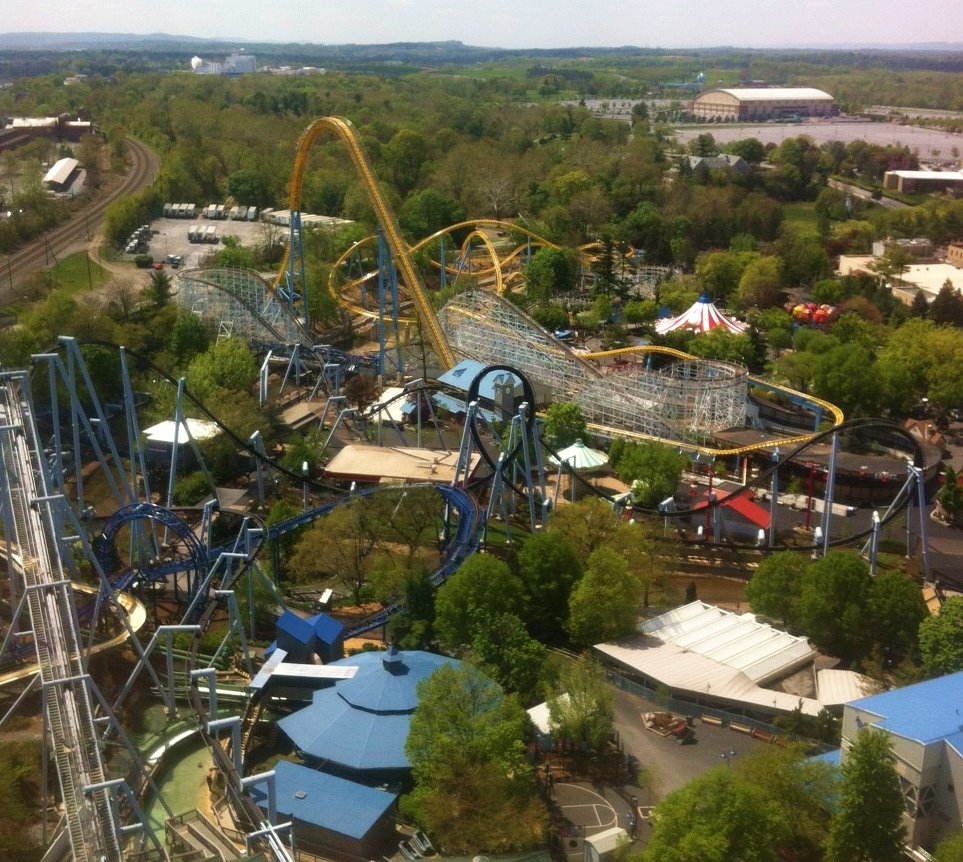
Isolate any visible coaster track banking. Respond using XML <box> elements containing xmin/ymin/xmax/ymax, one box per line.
<box><xmin>329</xmin><ymin>218</ymin><xmax>610</xmax><ymax>320</ymax></box>
<box><xmin>276</xmin><ymin>116</ymin><xmax>455</xmax><ymax>368</ymax></box>
<box><xmin>271</xmin><ymin>115</ymin><xmax>842</xmax><ymax>457</ymax></box>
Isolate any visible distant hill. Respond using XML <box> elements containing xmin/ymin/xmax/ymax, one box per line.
<box><xmin>2</xmin><ymin>32</ymin><xmax>960</xmax><ymax>55</ymax></box>
<box><xmin>0</xmin><ymin>32</ymin><xmax>221</xmax><ymax>50</ymax></box>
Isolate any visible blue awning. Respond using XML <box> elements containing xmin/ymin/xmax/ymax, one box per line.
<box><xmin>250</xmin><ymin>760</ymin><xmax>396</xmax><ymax>839</ymax></box>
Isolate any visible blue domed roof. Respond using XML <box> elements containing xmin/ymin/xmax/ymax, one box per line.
<box><xmin>278</xmin><ymin>648</ymin><xmax>461</xmax><ymax>772</ymax></box>
<box><xmin>335</xmin><ymin>647</ymin><xmax>457</xmax><ymax>714</ymax></box>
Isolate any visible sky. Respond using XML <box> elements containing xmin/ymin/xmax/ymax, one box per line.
<box><xmin>4</xmin><ymin>0</ymin><xmax>963</xmax><ymax>49</ymax></box>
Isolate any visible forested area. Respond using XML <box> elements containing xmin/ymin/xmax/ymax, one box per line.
<box><xmin>1</xmin><ymin>51</ymin><xmax>963</xmax><ymax>859</ymax></box>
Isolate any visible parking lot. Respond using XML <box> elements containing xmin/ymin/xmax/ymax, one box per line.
<box><xmin>145</xmin><ymin>215</ymin><xmax>282</xmax><ymax>270</ymax></box>
<box><xmin>611</xmin><ymin>685</ymin><xmax>769</xmax><ymax>801</ymax></box>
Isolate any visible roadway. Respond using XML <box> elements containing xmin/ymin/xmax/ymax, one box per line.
<box><xmin>1</xmin><ymin>138</ymin><xmax>159</xmax><ymax>299</ymax></box>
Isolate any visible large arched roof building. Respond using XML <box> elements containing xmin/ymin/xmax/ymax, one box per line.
<box><xmin>691</xmin><ymin>87</ymin><xmax>835</xmax><ymax>122</ymax></box>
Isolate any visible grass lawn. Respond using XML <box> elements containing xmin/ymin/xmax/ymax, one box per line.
<box><xmin>51</xmin><ymin>250</ymin><xmax>111</xmax><ymax>295</ymax></box>
<box><xmin>781</xmin><ymin>202</ymin><xmax>821</xmax><ymax>231</ymax></box>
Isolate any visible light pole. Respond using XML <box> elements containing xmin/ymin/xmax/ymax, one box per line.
<box><xmin>721</xmin><ymin>747</ymin><xmax>736</xmax><ymax>768</ymax></box>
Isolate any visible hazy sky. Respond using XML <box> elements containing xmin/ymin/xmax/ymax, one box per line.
<box><xmin>4</xmin><ymin>0</ymin><xmax>963</xmax><ymax>48</ymax></box>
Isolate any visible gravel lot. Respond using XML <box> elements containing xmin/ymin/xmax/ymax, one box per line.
<box><xmin>146</xmin><ymin>216</ymin><xmax>282</xmax><ymax>270</ymax></box>
<box><xmin>672</xmin><ymin>119</ymin><xmax>963</xmax><ymax>154</ymax></box>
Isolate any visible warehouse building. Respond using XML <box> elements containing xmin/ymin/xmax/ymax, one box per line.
<box><xmin>883</xmin><ymin>170</ymin><xmax>963</xmax><ymax>195</ymax></box>
<box><xmin>42</xmin><ymin>157</ymin><xmax>80</xmax><ymax>193</ymax></box>
<box><xmin>690</xmin><ymin>87</ymin><xmax>835</xmax><ymax>122</ymax></box>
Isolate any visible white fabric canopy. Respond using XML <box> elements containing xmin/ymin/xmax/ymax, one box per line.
<box><xmin>549</xmin><ymin>439</ymin><xmax>609</xmax><ymax>472</ymax></box>
<box><xmin>655</xmin><ymin>293</ymin><xmax>747</xmax><ymax>336</ymax></box>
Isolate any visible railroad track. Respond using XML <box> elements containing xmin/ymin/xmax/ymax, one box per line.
<box><xmin>1</xmin><ymin>138</ymin><xmax>158</xmax><ymax>298</ymax></box>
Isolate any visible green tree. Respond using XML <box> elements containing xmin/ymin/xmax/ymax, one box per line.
<box><xmin>546</xmin><ymin>656</ymin><xmax>614</xmax><ymax>750</ymax></box>
<box><xmin>548</xmin><ymin>497</ymin><xmax>624</xmax><ymax>565</ymax></box>
<box><xmin>399</xmin><ymin>189</ymin><xmax>465</xmax><ymax>240</ymax></box>
<box><xmin>825</xmin><ymin>730</ymin><xmax>906</xmax><ymax>862</ymax></box>
<box><xmin>643</xmin><ymin>768</ymin><xmax>790</xmax><ymax>862</ymax></box>
<box><xmin>567</xmin><ymin>547</ymin><xmax>642</xmax><ymax>648</ymax></box>
<box><xmin>147</xmin><ymin>269</ymin><xmax>171</xmax><ymax>310</ymax></box>
<box><xmin>405</xmin><ymin>664</ymin><xmax>544</xmax><ymax>854</ymax></box>
<box><xmin>524</xmin><ymin>247</ymin><xmax>578</xmax><ymax>302</ymax></box>
<box><xmin>687</xmin><ymin>329</ymin><xmax>761</xmax><ymax>370</ymax></box>
<box><xmin>919</xmin><ymin>597</ymin><xmax>963</xmax><ymax>677</ymax></box>
<box><xmin>610</xmin><ymin>440</ymin><xmax>685</xmax><ymax>508</ymax></box>
<box><xmin>934</xmin><ymin>832</ymin><xmax>963</xmax><ymax>862</ymax></box>
<box><xmin>726</xmin><ymin>137</ymin><xmax>766</xmax><ymax>163</ymax></box>
<box><xmin>543</xmin><ymin>402</ymin><xmax>587</xmax><ymax>450</ymax></box>
<box><xmin>286</xmin><ymin>503</ymin><xmax>377</xmax><ymax>602</ymax></box>
<box><xmin>812</xmin><ymin>343</ymin><xmax>880</xmax><ymax>417</ymax></box>
<box><xmin>734</xmin><ymin>744</ymin><xmax>835</xmax><ymax>862</ymax></box>
<box><xmin>695</xmin><ymin>250</ymin><xmax>759</xmax><ymax>303</ymax></box>
<box><xmin>868</xmin><ymin>571</ymin><xmax>928</xmax><ymax>661</ymax></box>
<box><xmin>185</xmin><ymin>337</ymin><xmax>257</xmax><ymax>401</ymax></box>
<box><xmin>736</xmin><ymin>256</ymin><xmax>783</xmax><ymax>310</ymax></box>
<box><xmin>265</xmin><ymin>498</ymin><xmax>300</xmax><ymax>574</ymax></box>
<box><xmin>929</xmin><ymin>282</ymin><xmax>963</xmax><ymax>327</ymax></box>
<box><xmin>170</xmin><ymin>313</ymin><xmax>210</xmax><ymax>364</ymax></box>
<box><xmin>387</xmin><ymin>567</ymin><xmax>435</xmax><ymax>650</ymax></box>
<box><xmin>434</xmin><ymin>555</ymin><xmax>526</xmax><ymax>653</ymax></box>
<box><xmin>939</xmin><ymin>467</ymin><xmax>963</xmax><ymax>522</ymax></box>
<box><xmin>382</xmin><ymin>127</ymin><xmax>429</xmax><ymax>196</ymax></box>
<box><xmin>227</xmin><ymin>167</ymin><xmax>273</xmax><ymax>208</ymax></box>
<box><xmin>745</xmin><ymin>551</ymin><xmax>808</xmax><ymax>628</ymax></box>
<box><xmin>515</xmin><ymin>532</ymin><xmax>583</xmax><ymax>644</ymax></box>
<box><xmin>469</xmin><ymin>611</ymin><xmax>547</xmax><ymax>696</ymax></box>
<box><xmin>623</xmin><ymin>299</ymin><xmax>658</xmax><ymax>324</ymax></box>
<box><xmin>531</xmin><ymin>302</ymin><xmax>569</xmax><ymax>332</ymax></box>
<box><xmin>801</xmin><ymin>551</ymin><xmax>873</xmax><ymax>662</ymax></box>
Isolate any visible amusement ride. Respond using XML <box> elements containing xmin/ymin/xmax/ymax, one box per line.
<box><xmin>0</xmin><ymin>116</ymin><xmax>941</xmax><ymax>862</ymax></box>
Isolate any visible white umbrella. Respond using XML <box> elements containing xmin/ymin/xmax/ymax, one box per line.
<box><xmin>549</xmin><ymin>439</ymin><xmax>609</xmax><ymax>473</ymax></box>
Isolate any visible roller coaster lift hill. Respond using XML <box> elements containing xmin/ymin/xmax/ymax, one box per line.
<box><xmin>0</xmin><ymin>116</ymin><xmax>938</xmax><ymax>862</ymax></box>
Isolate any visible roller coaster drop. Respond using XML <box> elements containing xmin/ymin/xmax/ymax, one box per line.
<box><xmin>0</xmin><ymin>116</ymin><xmax>937</xmax><ymax>862</ymax></box>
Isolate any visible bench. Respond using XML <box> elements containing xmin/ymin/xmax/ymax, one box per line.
<box><xmin>730</xmin><ymin>722</ymin><xmax>753</xmax><ymax>735</ymax></box>
<box><xmin>701</xmin><ymin>714</ymin><xmax>723</xmax><ymax>726</ymax></box>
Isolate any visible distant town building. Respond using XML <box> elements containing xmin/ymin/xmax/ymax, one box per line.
<box><xmin>884</xmin><ymin>170</ymin><xmax>963</xmax><ymax>195</ymax></box>
<box><xmin>687</xmin><ymin>153</ymin><xmax>750</xmax><ymax>177</ymax></box>
<box><xmin>266</xmin><ymin>65</ymin><xmax>327</xmax><ymax>77</ymax></box>
<box><xmin>948</xmin><ymin>243</ymin><xmax>963</xmax><ymax>268</ymax></box>
<box><xmin>872</xmin><ymin>237</ymin><xmax>935</xmax><ymax>261</ymax></box>
<box><xmin>190</xmin><ymin>52</ymin><xmax>256</xmax><ymax>76</ymax></box>
<box><xmin>838</xmin><ymin>254</ymin><xmax>963</xmax><ymax>305</ymax></box>
<box><xmin>0</xmin><ymin>115</ymin><xmax>92</xmax><ymax>152</ymax></box>
<box><xmin>690</xmin><ymin>87</ymin><xmax>835</xmax><ymax>122</ymax></box>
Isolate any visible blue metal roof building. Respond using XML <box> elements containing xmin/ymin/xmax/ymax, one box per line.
<box><xmin>271</xmin><ymin>611</ymin><xmax>345</xmax><ymax>665</ymax></box>
<box><xmin>278</xmin><ymin>647</ymin><xmax>460</xmax><ymax>777</ymax></box>
<box><xmin>840</xmin><ymin>671</ymin><xmax>963</xmax><ymax>853</ymax></box>
<box><xmin>250</xmin><ymin>760</ymin><xmax>397</xmax><ymax>857</ymax></box>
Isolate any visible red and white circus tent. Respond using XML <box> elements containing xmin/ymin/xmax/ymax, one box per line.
<box><xmin>654</xmin><ymin>293</ymin><xmax>748</xmax><ymax>336</ymax></box>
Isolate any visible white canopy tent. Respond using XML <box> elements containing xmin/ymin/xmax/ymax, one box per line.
<box><xmin>655</xmin><ymin>293</ymin><xmax>748</xmax><ymax>336</ymax></box>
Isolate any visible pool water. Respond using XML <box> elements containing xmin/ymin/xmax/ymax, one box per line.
<box><xmin>145</xmin><ymin>739</ymin><xmax>213</xmax><ymax>836</ymax></box>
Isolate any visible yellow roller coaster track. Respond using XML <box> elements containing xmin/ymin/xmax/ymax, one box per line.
<box><xmin>274</xmin><ymin>117</ymin><xmax>842</xmax><ymax>456</ymax></box>
<box><xmin>278</xmin><ymin>116</ymin><xmax>455</xmax><ymax>368</ymax></box>
<box><xmin>327</xmin><ymin>219</ymin><xmax>616</xmax><ymax>323</ymax></box>
<box><xmin>442</xmin><ymin>302</ymin><xmax>844</xmax><ymax>457</ymax></box>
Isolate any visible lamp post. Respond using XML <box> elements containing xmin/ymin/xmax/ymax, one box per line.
<box><xmin>721</xmin><ymin>747</ymin><xmax>736</xmax><ymax>768</ymax></box>
<box><xmin>804</xmin><ymin>462</ymin><xmax>818</xmax><ymax>532</ymax></box>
